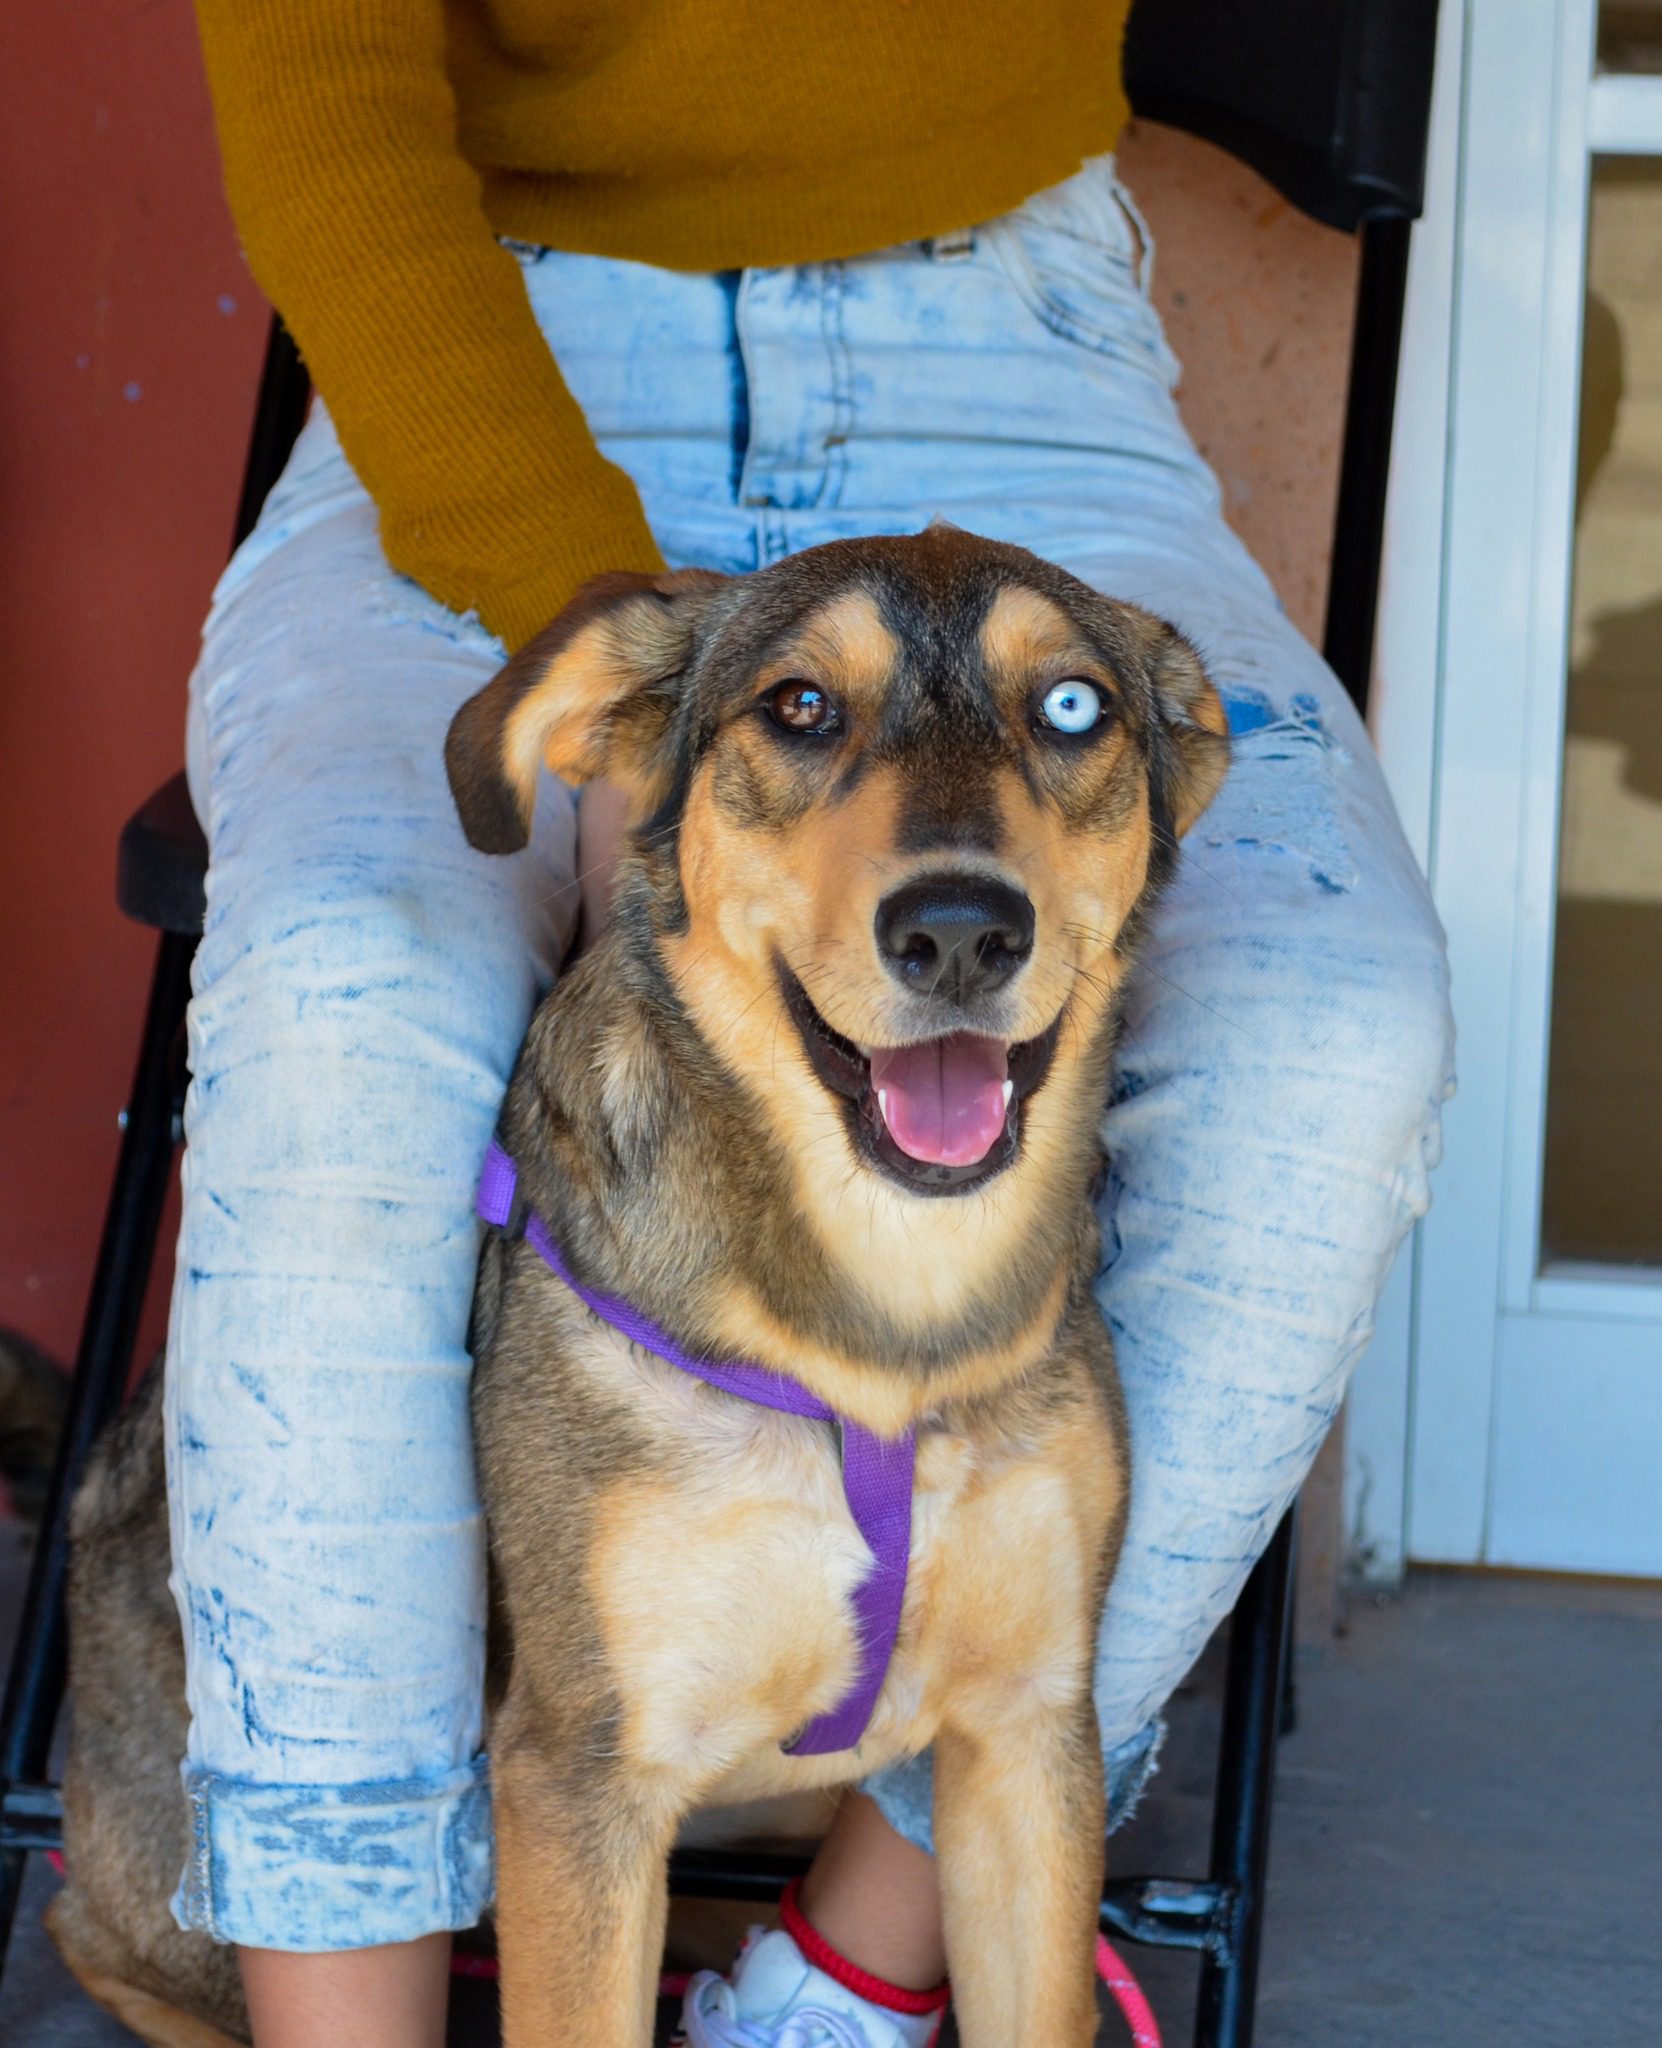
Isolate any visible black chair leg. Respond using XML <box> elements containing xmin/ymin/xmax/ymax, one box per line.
<box><xmin>0</xmin><ymin>928</ymin><xmax>195</xmax><ymax>1975</ymax></box>
<box><xmin>1192</xmin><ymin>1506</ymin><xmax>1295</xmax><ymax>2048</ymax></box>
<box><xmin>1279</xmin><ymin>1503</ymin><xmax>1300</xmax><ymax>1738</ymax></box>
<box><xmin>1322</xmin><ymin>212</ymin><xmax>1414</xmax><ymax>717</ymax></box>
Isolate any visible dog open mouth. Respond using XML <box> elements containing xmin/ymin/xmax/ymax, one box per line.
<box><xmin>780</xmin><ymin>969</ymin><xmax>1061</xmax><ymax>1194</ymax></box>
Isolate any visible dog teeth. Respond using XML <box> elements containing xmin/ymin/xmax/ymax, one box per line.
<box><xmin>878</xmin><ymin>1085</ymin><xmax>891</xmax><ymax>1126</ymax></box>
<box><xmin>1001</xmin><ymin>1079</ymin><xmax>1015</xmax><ymax>1110</ymax></box>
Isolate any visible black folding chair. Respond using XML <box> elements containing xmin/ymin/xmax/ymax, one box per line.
<box><xmin>0</xmin><ymin>4</ymin><xmax>1437</xmax><ymax>2040</ymax></box>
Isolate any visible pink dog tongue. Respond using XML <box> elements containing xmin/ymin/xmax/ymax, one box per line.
<box><xmin>870</xmin><ymin>1035</ymin><xmax>1011</xmax><ymax>1167</ymax></box>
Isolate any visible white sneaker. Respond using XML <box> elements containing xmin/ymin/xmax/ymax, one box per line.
<box><xmin>675</xmin><ymin>1927</ymin><xmax>943</xmax><ymax>2048</ymax></box>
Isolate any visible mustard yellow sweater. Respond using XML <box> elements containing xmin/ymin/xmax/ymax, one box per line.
<box><xmin>195</xmin><ymin>3</ymin><xmax>1131</xmax><ymax>650</ymax></box>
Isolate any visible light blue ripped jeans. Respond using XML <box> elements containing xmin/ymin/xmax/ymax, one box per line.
<box><xmin>165</xmin><ymin>154</ymin><xmax>1454</xmax><ymax>1949</ymax></box>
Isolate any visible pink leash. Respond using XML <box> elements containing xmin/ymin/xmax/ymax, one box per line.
<box><xmin>1096</xmin><ymin>1933</ymin><xmax>1163</xmax><ymax>2047</ymax></box>
<box><xmin>449</xmin><ymin>1939</ymin><xmax>1162</xmax><ymax>2044</ymax></box>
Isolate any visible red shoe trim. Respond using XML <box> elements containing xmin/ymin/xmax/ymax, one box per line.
<box><xmin>779</xmin><ymin>1878</ymin><xmax>951</xmax><ymax>2018</ymax></box>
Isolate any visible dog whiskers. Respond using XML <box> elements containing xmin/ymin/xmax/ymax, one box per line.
<box><xmin>533</xmin><ymin>818</ymin><xmax>683</xmax><ymax>911</ymax></box>
<box><xmin>1130</xmin><ymin>959</ymin><xmax>1246</xmax><ymax>1034</ymax></box>
<box><xmin>1150</xmin><ymin>822</ymin><xmax>1246</xmax><ymax>903</ymax></box>
<box><xmin>1057</xmin><ymin>918</ymin><xmax>1245</xmax><ymax>1040</ymax></box>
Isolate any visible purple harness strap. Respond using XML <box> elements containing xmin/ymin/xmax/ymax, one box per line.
<box><xmin>478</xmin><ymin>1139</ymin><xmax>914</xmax><ymax>1756</ymax></box>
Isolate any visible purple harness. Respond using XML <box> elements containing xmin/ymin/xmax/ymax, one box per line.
<box><xmin>477</xmin><ymin>1140</ymin><xmax>915</xmax><ymax>1756</ymax></box>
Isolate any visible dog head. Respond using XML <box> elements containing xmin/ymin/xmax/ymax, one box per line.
<box><xmin>448</xmin><ymin>529</ymin><xmax>1227</xmax><ymax>1211</ymax></box>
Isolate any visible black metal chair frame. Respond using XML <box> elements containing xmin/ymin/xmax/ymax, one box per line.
<box><xmin>0</xmin><ymin>7</ymin><xmax>1437</xmax><ymax>2041</ymax></box>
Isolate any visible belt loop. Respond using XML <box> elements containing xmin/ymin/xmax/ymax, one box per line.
<box><xmin>926</xmin><ymin>225</ymin><xmax>976</xmax><ymax>262</ymax></box>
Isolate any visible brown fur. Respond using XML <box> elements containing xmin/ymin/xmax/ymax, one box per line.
<box><xmin>0</xmin><ymin>1327</ymin><xmax>68</xmax><ymax>1527</ymax></box>
<box><xmin>51</xmin><ymin>1371</ymin><xmax>248</xmax><ymax>2041</ymax></box>
<box><xmin>53</xmin><ymin>528</ymin><xmax>1226</xmax><ymax>2046</ymax></box>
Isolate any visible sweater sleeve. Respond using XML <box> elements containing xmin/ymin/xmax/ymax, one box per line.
<box><xmin>193</xmin><ymin>0</ymin><xmax>666</xmax><ymax>652</ymax></box>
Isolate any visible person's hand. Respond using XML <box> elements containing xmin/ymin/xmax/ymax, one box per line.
<box><xmin>576</xmin><ymin>779</ymin><xmax>632</xmax><ymax>950</ymax></box>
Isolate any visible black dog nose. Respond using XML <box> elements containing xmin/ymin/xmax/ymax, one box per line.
<box><xmin>875</xmin><ymin>875</ymin><xmax>1035</xmax><ymax>1001</ymax></box>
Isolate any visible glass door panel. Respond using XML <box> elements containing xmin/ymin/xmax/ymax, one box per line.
<box><xmin>1541</xmin><ymin>158</ymin><xmax>1662</xmax><ymax>1268</ymax></box>
<box><xmin>1599</xmin><ymin>2</ymin><xmax>1662</xmax><ymax>72</ymax></box>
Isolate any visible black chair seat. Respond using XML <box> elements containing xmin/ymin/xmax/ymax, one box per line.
<box><xmin>117</xmin><ymin>774</ymin><xmax>207</xmax><ymax>937</ymax></box>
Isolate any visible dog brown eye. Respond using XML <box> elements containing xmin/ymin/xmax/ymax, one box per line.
<box><xmin>766</xmin><ymin>680</ymin><xmax>841</xmax><ymax>735</ymax></box>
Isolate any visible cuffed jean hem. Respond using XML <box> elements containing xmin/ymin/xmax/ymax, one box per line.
<box><xmin>861</xmin><ymin>1715</ymin><xmax>1164</xmax><ymax>1857</ymax></box>
<box><xmin>171</xmin><ymin>1756</ymin><xmax>494</xmax><ymax>1950</ymax></box>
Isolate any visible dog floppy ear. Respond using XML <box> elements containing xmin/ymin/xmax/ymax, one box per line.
<box><xmin>1145</xmin><ymin>622</ymin><xmax>1230</xmax><ymax>838</ymax></box>
<box><xmin>445</xmin><ymin>568</ymin><xmax>729</xmax><ymax>854</ymax></box>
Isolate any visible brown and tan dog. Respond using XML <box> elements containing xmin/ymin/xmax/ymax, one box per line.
<box><xmin>50</xmin><ymin>526</ymin><xmax>1226</xmax><ymax>2047</ymax></box>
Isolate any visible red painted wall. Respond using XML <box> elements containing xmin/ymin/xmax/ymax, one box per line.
<box><xmin>0</xmin><ymin>2</ymin><xmax>265</xmax><ymax>1368</ymax></box>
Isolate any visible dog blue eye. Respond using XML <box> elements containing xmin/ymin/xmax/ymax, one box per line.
<box><xmin>1037</xmin><ymin>679</ymin><xmax>1105</xmax><ymax>735</ymax></box>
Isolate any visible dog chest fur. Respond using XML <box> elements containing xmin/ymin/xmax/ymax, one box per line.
<box><xmin>477</xmin><ymin>1286</ymin><xmax>1124</xmax><ymax>1810</ymax></box>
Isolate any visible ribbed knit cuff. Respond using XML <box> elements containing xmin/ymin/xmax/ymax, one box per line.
<box><xmin>468</xmin><ymin>505</ymin><xmax>669</xmax><ymax>653</ymax></box>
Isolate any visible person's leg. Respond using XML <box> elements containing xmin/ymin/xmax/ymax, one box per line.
<box><xmin>799</xmin><ymin>592</ymin><xmax>1451</xmax><ymax>1961</ymax></box>
<box><xmin>168</xmin><ymin>252</ymin><xmax>759</xmax><ymax>2037</ymax></box>
<box><xmin>796</xmin><ymin>638</ymin><xmax>1451</xmax><ymax>1973</ymax></box>
<box><xmin>239</xmin><ymin>1938</ymin><xmax>453</xmax><ymax>2048</ymax></box>
<box><xmin>794</xmin><ymin>1794</ymin><xmax>947</xmax><ymax>1995</ymax></box>
<box><xmin>168</xmin><ymin>404</ymin><xmax>580</xmax><ymax>1991</ymax></box>
<box><xmin>860</xmin><ymin>550</ymin><xmax>1452</xmax><ymax>1840</ymax></box>
<box><xmin>740</xmin><ymin>155</ymin><xmax>1452</xmax><ymax>1973</ymax></box>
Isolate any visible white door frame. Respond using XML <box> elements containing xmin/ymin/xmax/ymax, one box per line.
<box><xmin>1342</xmin><ymin>0</ymin><xmax>1465</xmax><ymax>1582</ymax></box>
<box><xmin>1348</xmin><ymin>0</ymin><xmax>1662</xmax><ymax>1578</ymax></box>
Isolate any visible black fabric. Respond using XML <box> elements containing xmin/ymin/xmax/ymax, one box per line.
<box><xmin>117</xmin><ymin>772</ymin><xmax>207</xmax><ymax>936</ymax></box>
<box><xmin>1123</xmin><ymin>0</ymin><xmax>1440</xmax><ymax>230</ymax></box>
